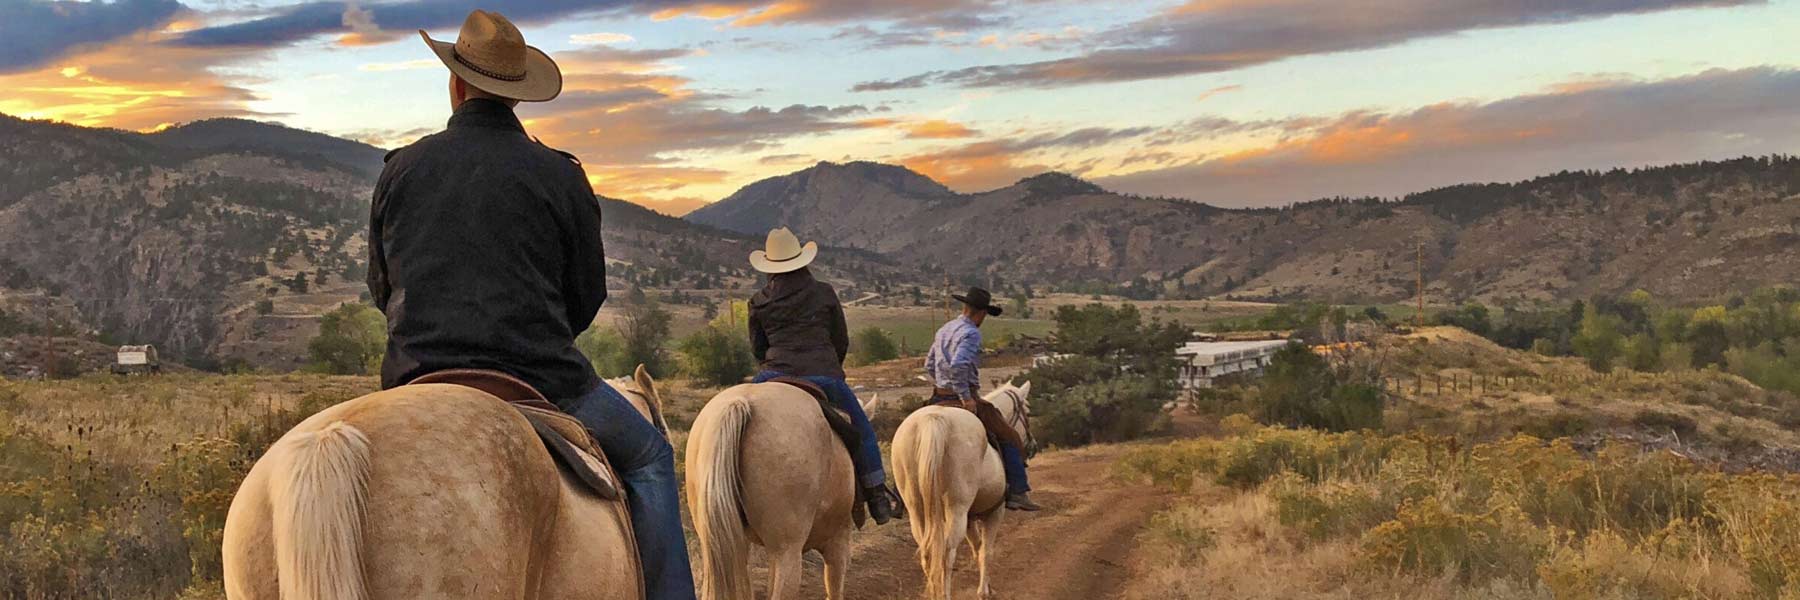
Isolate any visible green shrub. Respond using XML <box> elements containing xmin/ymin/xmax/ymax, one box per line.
<box><xmin>1258</xmin><ymin>342</ymin><xmax>1384</xmax><ymax>432</ymax></box>
<box><xmin>1359</xmin><ymin>498</ymin><xmax>1548</xmax><ymax>583</ymax></box>
<box><xmin>576</xmin><ymin>326</ymin><xmax>627</xmax><ymax>377</ymax></box>
<box><xmin>616</xmin><ymin>291</ymin><xmax>673</xmax><ymax>378</ymax></box>
<box><xmin>304</xmin><ymin>302</ymin><xmax>384</xmax><ymax>375</ymax></box>
<box><xmin>1268</xmin><ymin>471</ymin><xmax>1396</xmax><ymax>540</ymax></box>
<box><xmin>1034</xmin><ymin>375</ymin><xmax>1169</xmax><ymax>447</ymax></box>
<box><xmin>1146</xmin><ymin>504</ymin><xmax>1216</xmax><ymax>563</ymax></box>
<box><xmin>677</xmin><ymin>325</ymin><xmax>755</xmax><ymax>386</ymax></box>
<box><xmin>849</xmin><ymin>327</ymin><xmax>899</xmax><ymax>366</ymax></box>
<box><xmin>1020</xmin><ymin>304</ymin><xmax>1190</xmax><ymax>448</ymax></box>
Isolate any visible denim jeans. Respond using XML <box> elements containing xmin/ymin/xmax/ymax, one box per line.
<box><xmin>1001</xmin><ymin>443</ymin><xmax>1031</xmax><ymax>495</ymax></box>
<box><xmin>930</xmin><ymin>393</ymin><xmax>1030</xmax><ymax>496</ymax></box>
<box><xmin>751</xmin><ymin>371</ymin><xmax>888</xmax><ymax>489</ymax></box>
<box><xmin>559</xmin><ymin>382</ymin><xmax>697</xmax><ymax>600</ymax></box>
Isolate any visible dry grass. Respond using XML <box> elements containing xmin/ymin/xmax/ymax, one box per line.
<box><xmin>1118</xmin><ymin>422</ymin><xmax>1800</xmax><ymax>599</ymax></box>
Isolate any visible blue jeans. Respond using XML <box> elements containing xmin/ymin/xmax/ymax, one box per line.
<box><xmin>1002</xmin><ymin>443</ymin><xmax>1031</xmax><ymax>495</ymax></box>
<box><xmin>930</xmin><ymin>393</ymin><xmax>1030</xmax><ymax>496</ymax></box>
<box><xmin>752</xmin><ymin>371</ymin><xmax>887</xmax><ymax>489</ymax></box>
<box><xmin>560</xmin><ymin>382</ymin><xmax>697</xmax><ymax>600</ymax></box>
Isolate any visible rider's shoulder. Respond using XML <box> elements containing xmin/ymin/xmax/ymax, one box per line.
<box><xmin>531</xmin><ymin>137</ymin><xmax>582</xmax><ymax>167</ymax></box>
<box><xmin>381</xmin><ymin>131</ymin><xmax>448</xmax><ymax>165</ymax></box>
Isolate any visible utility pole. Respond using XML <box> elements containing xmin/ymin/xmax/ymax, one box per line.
<box><xmin>1415</xmin><ymin>241</ymin><xmax>1424</xmax><ymax>328</ymax></box>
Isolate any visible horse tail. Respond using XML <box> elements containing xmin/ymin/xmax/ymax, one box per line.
<box><xmin>691</xmin><ymin>397</ymin><xmax>753</xmax><ymax>600</ymax></box>
<box><xmin>905</xmin><ymin>412</ymin><xmax>959</xmax><ymax>600</ymax></box>
<box><xmin>267</xmin><ymin>420</ymin><xmax>372</xmax><ymax>600</ymax></box>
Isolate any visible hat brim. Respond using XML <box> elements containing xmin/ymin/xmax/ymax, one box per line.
<box><xmin>952</xmin><ymin>294</ymin><xmax>1004</xmax><ymax>316</ymax></box>
<box><xmin>421</xmin><ymin>30</ymin><xmax>562</xmax><ymax>102</ymax></box>
<box><xmin>749</xmin><ymin>241</ymin><xmax>818</xmax><ymax>274</ymax></box>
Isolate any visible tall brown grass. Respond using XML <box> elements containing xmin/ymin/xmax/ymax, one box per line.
<box><xmin>1119</xmin><ymin>420</ymin><xmax>1800</xmax><ymax>599</ymax></box>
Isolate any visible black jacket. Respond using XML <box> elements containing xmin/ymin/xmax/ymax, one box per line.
<box><xmin>748</xmin><ymin>268</ymin><xmax>849</xmax><ymax>379</ymax></box>
<box><xmin>367</xmin><ymin>99</ymin><xmax>605</xmax><ymax>400</ymax></box>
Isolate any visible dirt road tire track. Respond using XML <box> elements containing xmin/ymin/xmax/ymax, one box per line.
<box><xmin>773</xmin><ymin>445</ymin><xmax>1167</xmax><ymax>600</ymax></box>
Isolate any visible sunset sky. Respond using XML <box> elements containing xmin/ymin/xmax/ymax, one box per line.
<box><xmin>2</xmin><ymin>0</ymin><xmax>1796</xmax><ymax>215</ymax></box>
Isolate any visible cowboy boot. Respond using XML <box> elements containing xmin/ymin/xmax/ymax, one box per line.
<box><xmin>1006</xmin><ymin>491</ymin><xmax>1042</xmax><ymax>511</ymax></box>
<box><xmin>865</xmin><ymin>485</ymin><xmax>898</xmax><ymax>525</ymax></box>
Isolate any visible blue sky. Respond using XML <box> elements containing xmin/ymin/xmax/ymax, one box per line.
<box><xmin>2</xmin><ymin>0</ymin><xmax>1795</xmax><ymax>214</ymax></box>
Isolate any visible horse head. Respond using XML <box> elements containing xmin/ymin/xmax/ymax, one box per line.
<box><xmin>607</xmin><ymin>364</ymin><xmax>670</xmax><ymax>437</ymax></box>
<box><xmin>989</xmin><ymin>379</ymin><xmax>1036</xmax><ymax>457</ymax></box>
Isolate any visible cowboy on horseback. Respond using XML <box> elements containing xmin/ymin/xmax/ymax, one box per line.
<box><xmin>925</xmin><ymin>287</ymin><xmax>1041</xmax><ymax>511</ymax></box>
<box><xmin>366</xmin><ymin>10</ymin><xmax>695</xmax><ymax>599</ymax></box>
<box><xmin>744</xmin><ymin>228</ymin><xmax>901</xmax><ymax>525</ymax></box>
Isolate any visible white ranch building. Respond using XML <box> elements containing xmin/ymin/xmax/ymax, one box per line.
<box><xmin>1175</xmin><ymin>340</ymin><xmax>1292</xmax><ymax>389</ymax></box>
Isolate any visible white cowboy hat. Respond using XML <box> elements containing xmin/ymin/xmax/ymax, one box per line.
<box><xmin>419</xmin><ymin>10</ymin><xmax>562</xmax><ymax>102</ymax></box>
<box><xmin>749</xmin><ymin>227</ymin><xmax>818</xmax><ymax>274</ymax></box>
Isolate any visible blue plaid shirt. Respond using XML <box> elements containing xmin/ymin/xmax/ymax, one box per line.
<box><xmin>925</xmin><ymin>315</ymin><xmax>982</xmax><ymax>398</ymax></box>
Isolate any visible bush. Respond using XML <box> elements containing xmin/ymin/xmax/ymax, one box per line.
<box><xmin>677</xmin><ymin>326</ymin><xmax>755</xmax><ymax>386</ymax></box>
<box><xmin>304</xmin><ymin>302</ymin><xmax>384</xmax><ymax>375</ymax></box>
<box><xmin>1258</xmin><ymin>342</ymin><xmax>1384</xmax><ymax>432</ymax></box>
<box><xmin>1021</xmin><ymin>304</ymin><xmax>1189</xmax><ymax>448</ymax></box>
<box><xmin>1034</xmin><ymin>375</ymin><xmax>1169</xmax><ymax>446</ymax></box>
<box><xmin>576</xmin><ymin>327</ymin><xmax>627</xmax><ymax>377</ymax></box>
<box><xmin>849</xmin><ymin>327</ymin><xmax>899</xmax><ymax>366</ymax></box>
<box><xmin>1359</xmin><ymin>498</ymin><xmax>1548</xmax><ymax>583</ymax></box>
<box><xmin>1571</xmin><ymin>312</ymin><xmax>1624</xmax><ymax>373</ymax></box>
<box><xmin>1436</xmin><ymin>302</ymin><xmax>1493</xmax><ymax>336</ymax></box>
<box><xmin>617</xmin><ymin>291</ymin><xmax>673</xmax><ymax>378</ymax></box>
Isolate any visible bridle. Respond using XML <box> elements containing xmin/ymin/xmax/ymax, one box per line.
<box><xmin>998</xmin><ymin>387</ymin><xmax>1038</xmax><ymax>458</ymax></box>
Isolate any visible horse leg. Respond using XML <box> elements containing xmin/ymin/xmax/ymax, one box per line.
<box><xmin>766</xmin><ymin>544</ymin><xmax>806</xmax><ymax>600</ymax></box>
<box><xmin>938</xmin><ymin>511</ymin><xmax>969</xmax><ymax>600</ymax></box>
<box><xmin>967</xmin><ymin>508</ymin><xmax>1005</xmax><ymax>599</ymax></box>
<box><xmin>821</xmin><ymin>531</ymin><xmax>852</xmax><ymax>600</ymax></box>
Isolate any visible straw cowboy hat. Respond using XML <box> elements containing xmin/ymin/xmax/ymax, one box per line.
<box><xmin>420</xmin><ymin>10</ymin><xmax>562</xmax><ymax>102</ymax></box>
<box><xmin>749</xmin><ymin>227</ymin><xmax>819</xmax><ymax>274</ymax></box>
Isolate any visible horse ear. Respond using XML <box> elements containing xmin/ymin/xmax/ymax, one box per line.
<box><xmin>632</xmin><ymin>364</ymin><xmax>669</xmax><ymax>433</ymax></box>
<box><xmin>862</xmin><ymin>393</ymin><xmax>880</xmax><ymax>411</ymax></box>
<box><xmin>1018</xmin><ymin>380</ymin><xmax>1032</xmax><ymax>395</ymax></box>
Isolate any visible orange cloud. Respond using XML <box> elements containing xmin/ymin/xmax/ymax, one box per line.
<box><xmin>1195</xmin><ymin>84</ymin><xmax>1243</xmax><ymax>102</ymax></box>
<box><xmin>854</xmin><ymin>118</ymin><xmax>977</xmax><ymax>139</ymax></box>
<box><xmin>0</xmin><ymin>37</ymin><xmax>265</xmax><ymax>130</ymax></box>
<box><xmin>899</xmin><ymin>141</ymin><xmax>1045</xmax><ymax>192</ymax></box>
<box><xmin>904</xmin><ymin>119</ymin><xmax>978</xmax><ymax>139</ymax></box>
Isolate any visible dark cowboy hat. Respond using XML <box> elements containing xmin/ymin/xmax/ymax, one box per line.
<box><xmin>952</xmin><ymin>287</ymin><xmax>1004</xmax><ymax>317</ymax></box>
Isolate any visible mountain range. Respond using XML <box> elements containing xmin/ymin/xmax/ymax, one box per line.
<box><xmin>688</xmin><ymin>158</ymin><xmax>1800</xmax><ymax>304</ymax></box>
<box><xmin>1</xmin><ymin>112</ymin><xmax>1797</xmax><ymax>370</ymax></box>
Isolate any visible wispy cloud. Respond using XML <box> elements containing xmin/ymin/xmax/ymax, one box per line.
<box><xmin>358</xmin><ymin>59</ymin><xmax>439</xmax><ymax>72</ymax></box>
<box><xmin>571</xmin><ymin>32</ymin><xmax>636</xmax><ymax>45</ymax></box>
<box><xmin>854</xmin><ymin>0</ymin><xmax>1758</xmax><ymax>91</ymax></box>
<box><xmin>0</xmin><ymin>0</ymin><xmax>183</xmax><ymax>72</ymax></box>
<box><xmin>1099</xmin><ymin>67</ymin><xmax>1800</xmax><ymax>206</ymax></box>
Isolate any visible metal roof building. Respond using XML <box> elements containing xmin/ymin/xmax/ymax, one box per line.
<box><xmin>1175</xmin><ymin>339</ymin><xmax>1292</xmax><ymax>389</ymax></box>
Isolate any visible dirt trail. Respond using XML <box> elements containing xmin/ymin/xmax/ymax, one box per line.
<box><xmin>774</xmin><ymin>444</ymin><xmax>1167</xmax><ymax>600</ymax></box>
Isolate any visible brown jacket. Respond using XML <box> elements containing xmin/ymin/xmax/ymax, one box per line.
<box><xmin>748</xmin><ymin>267</ymin><xmax>849</xmax><ymax>378</ymax></box>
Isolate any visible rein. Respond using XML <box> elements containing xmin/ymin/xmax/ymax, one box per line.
<box><xmin>998</xmin><ymin>388</ymin><xmax>1037</xmax><ymax>458</ymax></box>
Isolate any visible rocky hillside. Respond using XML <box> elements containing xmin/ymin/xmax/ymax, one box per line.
<box><xmin>0</xmin><ymin>114</ymin><xmax>902</xmax><ymax>370</ymax></box>
<box><xmin>687</xmin><ymin>157</ymin><xmax>1800</xmax><ymax>303</ymax></box>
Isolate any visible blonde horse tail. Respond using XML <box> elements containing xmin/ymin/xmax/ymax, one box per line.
<box><xmin>910</xmin><ymin>413</ymin><xmax>956</xmax><ymax>600</ymax></box>
<box><xmin>267</xmin><ymin>421</ymin><xmax>372</xmax><ymax>600</ymax></box>
<box><xmin>693</xmin><ymin>398</ymin><xmax>753</xmax><ymax>600</ymax></box>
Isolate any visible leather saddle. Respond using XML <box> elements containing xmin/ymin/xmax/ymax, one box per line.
<box><xmin>767</xmin><ymin>376</ymin><xmax>869</xmax><ymax>528</ymax></box>
<box><xmin>768</xmin><ymin>377</ymin><xmax>862</xmax><ymax>460</ymax></box>
<box><xmin>409</xmin><ymin>369</ymin><xmax>623</xmax><ymax>501</ymax></box>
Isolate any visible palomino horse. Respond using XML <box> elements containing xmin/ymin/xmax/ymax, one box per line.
<box><xmin>892</xmin><ymin>381</ymin><xmax>1032</xmax><ymax>600</ymax></box>
<box><xmin>221</xmin><ymin>366</ymin><xmax>667</xmax><ymax>600</ymax></box>
<box><xmin>685</xmin><ymin>382</ymin><xmax>870</xmax><ymax>600</ymax></box>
